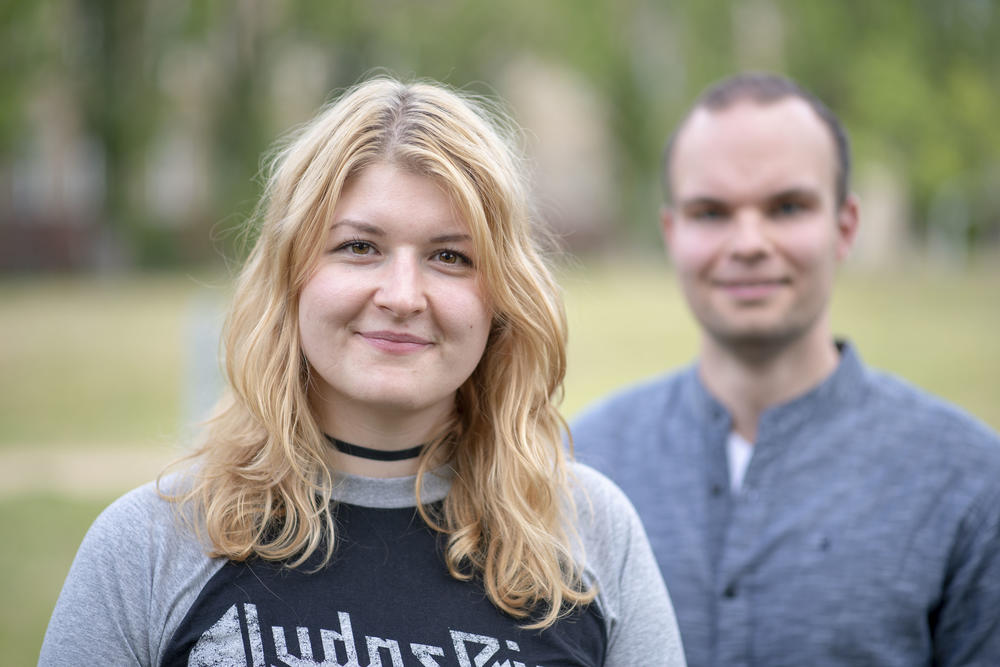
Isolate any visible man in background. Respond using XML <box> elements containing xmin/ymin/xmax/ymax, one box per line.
<box><xmin>571</xmin><ymin>72</ymin><xmax>1000</xmax><ymax>666</ymax></box>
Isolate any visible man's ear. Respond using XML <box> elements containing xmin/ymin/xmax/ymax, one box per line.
<box><xmin>660</xmin><ymin>205</ymin><xmax>675</xmax><ymax>251</ymax></box>
<box><xmin>835</xmin><ymin>194</ymin><xmax>860</xmax><ymax>261</ymax></box>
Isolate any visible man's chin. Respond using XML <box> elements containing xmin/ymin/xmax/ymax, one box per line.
<box><xmin>707</xmin><ymin>325</ymin><xmax>805</xmax><ymax>358</ymax></box>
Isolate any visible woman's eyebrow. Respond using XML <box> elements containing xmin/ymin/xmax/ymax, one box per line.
<box><xmin>429</xmin><ymin>233</ymin><xmax>473</xmax><ymax>244</ymax></box>
<box><xmin>330</xmin><ymin>219</ymin><xmax>383</xmax><ymax>235</ymax></box>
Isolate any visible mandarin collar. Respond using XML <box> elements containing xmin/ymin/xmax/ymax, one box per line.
<box><xmin>682</xmin><ymin>340</ymin><xmax>868</xmax><ymax>438</ymax></box>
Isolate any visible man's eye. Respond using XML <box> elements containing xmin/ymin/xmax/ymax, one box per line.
<box><xmin>690</xmin><ymin>208</ymin><xmax>726</xmax><ymax>221</ymax></box>
<box><xmin>772</xmin><ymin>200</ymin><xmax>806</xmax><ymax>217</ymax></box>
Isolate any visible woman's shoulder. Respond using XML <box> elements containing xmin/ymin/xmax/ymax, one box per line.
<box><xmin>76</xmin><ymin>474</ymin><xmax>213</xmax><ymax>587</ymax></box>
<box><xmin>42</xmin><ymin>475</ymin><xmax>224</xmax><ymax>666</ymax></box>
<box><xmin>99</xmin><ymin>476</ymin><xmax>174</xmax><ymax>516</ymax></box>
<box><xmin>88</xmin><ymin>475</ymin><xmax>194</xmax><ymax>543</ymax></box>
<box><xmin>565</xmin><ymin>461</ymin><xmax>647</xmax><ymax>564</ymax></box>
<box><xmin>567</xmin><ymin>461</ymin><xmax>636</xmax><ymax>516</ymax></box>
<box><xmin>564</xmin><ymin>462</ymin><xmax>685</xmax><ymax>664</ymax></box>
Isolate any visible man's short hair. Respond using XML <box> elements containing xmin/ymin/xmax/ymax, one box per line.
<box><xmin>662</xmin><ymin>72</ymin><xmax>852</xmax><ymax>206</ymax></box>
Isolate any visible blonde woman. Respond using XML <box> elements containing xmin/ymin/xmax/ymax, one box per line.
<box><xmin>41</xmin><ymin>77</ymin><xmax>684</xmax><ymax>666</ymax></box>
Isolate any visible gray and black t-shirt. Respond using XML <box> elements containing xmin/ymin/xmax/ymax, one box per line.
<box><xmin>41</xmin><ymin>464</ymin><xmax>685</xmax><ymax>666</ymax></box>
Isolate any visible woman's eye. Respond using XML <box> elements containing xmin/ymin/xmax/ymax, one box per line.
<box><xmin>434</xmin><ymin>250</ymin><xmax>471</xmax><ymax>266</ymax></box>
<box><xmin>336</xmin><ymin>240</ymin><xmax>374</xmax><ymax>255</ymax></box>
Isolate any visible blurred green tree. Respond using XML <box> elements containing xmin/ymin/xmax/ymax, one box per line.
<box><xmin>1</xmin><ymin>0</ymin><xmax>997</xmax><ymax>269</ymax></box>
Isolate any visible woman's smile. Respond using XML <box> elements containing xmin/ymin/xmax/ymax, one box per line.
<box><xmin>356</xmin><ymin>329</ymin><xmax>434</xmax><ymax>354</ymax></box>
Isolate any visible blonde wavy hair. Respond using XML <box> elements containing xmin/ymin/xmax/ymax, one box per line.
<box><xmin>164</xmin><ymin>76</ymin><xmax>593</xmax><ymax>628</ymax></box>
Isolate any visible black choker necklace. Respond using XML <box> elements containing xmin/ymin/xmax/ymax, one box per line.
<box><xmin>324</xmin><ymin>433</ymin><xmax>424</xmax><ymax>462</ymax></box>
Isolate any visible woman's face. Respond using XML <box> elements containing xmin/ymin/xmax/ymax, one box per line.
<box><xmin>298</xmin><ymin>162</ymin><xmax>492</xmax><ymax>427</ymax></box>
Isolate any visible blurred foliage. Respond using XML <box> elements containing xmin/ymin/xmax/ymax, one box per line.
<box><xmin>1</xmin><ymin>0</ymin><xmax>998</xmax><ymax>268</ymax></box>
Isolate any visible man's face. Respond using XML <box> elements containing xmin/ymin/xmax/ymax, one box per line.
<box><xmin>662</xmin><ymin>98</ymin><xmax>858</xmax><ymax>352</ymax></box>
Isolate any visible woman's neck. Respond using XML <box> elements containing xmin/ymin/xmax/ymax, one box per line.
<box><xmin>316</xmin><ymin>400</ymin><xmax>453</xmax><ymax>478</ymax></box>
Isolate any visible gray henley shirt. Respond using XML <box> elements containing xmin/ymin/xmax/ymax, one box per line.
<box><xmin>572</xmin><ymin>342</ymin><xmax>1000</xmax><ymax>666</ymax></box>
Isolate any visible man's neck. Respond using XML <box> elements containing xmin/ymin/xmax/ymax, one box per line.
<box><xmin>698</xmin><ymin>325</ymin><xmax>840</xmax><ymax>442</ymax></box>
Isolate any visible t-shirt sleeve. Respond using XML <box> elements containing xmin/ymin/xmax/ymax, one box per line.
<box><xmin>570</xmin><ymin>463</ymin><xmax>687</xmax><ymax>666</ymax></box>
<box><xmin>39</xmin><ymin>480</ymin><xmax>219</xmax><ymax>666</ymax></box>
<box><xmin>40</xmin><ymin>485</ymin><xmax>164</xmax><ymax>665</ymax></box>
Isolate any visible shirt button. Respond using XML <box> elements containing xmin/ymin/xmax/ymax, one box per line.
<box><xmin>723</xmin><ymin>583</ymin><xmax>738</xmax><ymax>598</ymax></box>
<box><xmin>711</xmin><ymin>483</ymin><xmax>724</xmax><ymax>497</ymax></box>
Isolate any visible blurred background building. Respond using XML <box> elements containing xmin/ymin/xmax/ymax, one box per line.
<box><xmin>2</xmin><ymin>0</ymin><xmax>999</xmax><ymax>272</ymax></box>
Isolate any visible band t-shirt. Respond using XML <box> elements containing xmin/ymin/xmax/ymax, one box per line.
<box><xmin>164</xmin><ymin>500</ymin><xmax>605</xmax><ymax>666</ymax></box>
<box><xmin>41</xmin><ymin>464</ymin><xmax>685</xmax><ymax>666</ymax></box>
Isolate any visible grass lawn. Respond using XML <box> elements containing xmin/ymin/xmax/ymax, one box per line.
<box><xmin>0</xmin><ymin>493</ymin><xmax>114</xmax><ymax>665</ymax></box>
<box><xmin>561</xmin><ymin>258</ymin><xmax>1000</xmax><ymax>427</ymax></box>
<box><xmin>4</xmin><ymin>260</ymin><xmax>996</xmax><ymax>452</ymax></box>
<box><xmin>1</xmin><ymin>258</ymin><xmax>998</xmax><ymax>660</ymax></box>
<box><xmin>0</xmin><ymin>273</ymin><xmax>227</xmax><ymax>448</ymax></box>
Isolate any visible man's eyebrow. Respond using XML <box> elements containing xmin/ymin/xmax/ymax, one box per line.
<box><xmin>330</xmin><ymin>220</ymin><xmax>383</xmax><ymax>235</ymax></box>
<box><xmin>768</xmin><ymin>187</ymin><xmax>820</xmax><ymax>201</ymax></box>
<box><xmin>678</xmin><ymin>196</ymin><xmax>728</xmax><ymax>209</ymax></box>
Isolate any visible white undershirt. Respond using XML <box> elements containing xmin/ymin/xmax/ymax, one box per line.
<box><xmin>726</xmin><ymin>431</ymin><xmax>754</xmax><ymax>493</ymax></box>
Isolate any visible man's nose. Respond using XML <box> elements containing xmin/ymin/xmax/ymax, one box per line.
<box><xmin>729</xmin><ymin>210</ymin><xmax>771</xmax><ymax>260</ymax></box>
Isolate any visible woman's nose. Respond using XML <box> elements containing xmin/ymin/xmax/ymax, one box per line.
<box><xmin>371</xmin><ymin>255</ymin><xmax>428</xmax><ymax>317</ymax></box>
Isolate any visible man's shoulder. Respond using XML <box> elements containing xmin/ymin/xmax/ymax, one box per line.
<box><xmin>571</xmin><ymin>368</ymin><xmax>690</xmax><ymax>430</ymax></box>
<box><xmin>861</xmin><ymin>366</ymin><xmax>1000</xmax><ymax>466</ymax></box>
<box><xmin>568</xmin><ymin>368</ymin><xmax>694</xmax><ymax>470</ymax></box>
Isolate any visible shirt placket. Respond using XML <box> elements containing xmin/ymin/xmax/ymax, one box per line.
<box><xmin>713</xmin><ymin>435</ymin><xmax>771</xmax><ymax>667</ymax></box>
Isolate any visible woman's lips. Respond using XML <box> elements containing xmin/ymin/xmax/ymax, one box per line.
<box><xmin>358</xmin><ymin>330</ymin><xmax>433</xmax><ymax>354</ymax></box>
